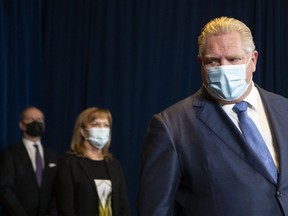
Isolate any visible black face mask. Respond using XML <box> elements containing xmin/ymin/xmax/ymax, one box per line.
<box><xmin>25</xmin><ymin>121</ymin><xmax>44</xmax><ymax>137</ymax></box>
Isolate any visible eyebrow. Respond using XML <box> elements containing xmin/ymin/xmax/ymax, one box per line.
<box><xmin>204</xmin><ymin>54</ymin><xmax>243</xmax><ymax>59</ymax></box>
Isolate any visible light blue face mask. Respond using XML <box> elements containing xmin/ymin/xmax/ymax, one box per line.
<box><xmin>86</xmin><ymin>127</ymin><xmax>110</xmax><ymax>149</ymax></box>
<box><xmin>204</xmin><ymin>56</ymin><xmax>252</xmax><ymax>101</ymax></box>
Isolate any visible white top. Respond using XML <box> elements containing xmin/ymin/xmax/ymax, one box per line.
<box><xmin>221</xmin><ymin>83</ymin><xmax>279</xmax><ymax>170</ymax></box>
<box><xmin>95</xmin><ymin>179</ymin><xmax>112</xmax><ymax>216</ymax></box>
<box><xmin>23</xmin><ymin>138</ymin><xmax>45</xmax><ymax>171</ymax></box>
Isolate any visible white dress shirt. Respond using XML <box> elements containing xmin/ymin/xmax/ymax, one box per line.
<box><xmin>23</xmin><ymin>138</ymin><xmax>45</xmax><ymax>171</ymax></box>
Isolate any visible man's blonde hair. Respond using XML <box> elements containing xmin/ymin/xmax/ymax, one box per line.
<box><xmin>198</xmin><ymin>16</ymin><xmax>255</xmax><ymax>57</ymax></box>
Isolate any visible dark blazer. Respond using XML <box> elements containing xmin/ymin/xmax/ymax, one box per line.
<box><xmin>0</xmin><ymin>142</ymin><xmax>59</xmax><ymax>216</ymax></box>
<box><xmin>55</xmin><ymin>153</ymin><xmax>130</xmax><ymax>216</ymax></box>
<box><xmin>137</xmin><ymin>86</ymin><xmax>288</xmax><ymax>216</ymax></box>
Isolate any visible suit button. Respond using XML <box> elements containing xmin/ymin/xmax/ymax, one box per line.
<box><xmin>277</xmin><ymin>191</ymin><xmax>282</xmax><ymax>197</ymax></box>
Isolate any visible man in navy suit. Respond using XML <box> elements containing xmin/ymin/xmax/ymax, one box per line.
<box><xmin>137</xmin><ymin>16</ymin><xmax>288</xmax><ymax>215</ymax></box>
<box><xmin>0</xmin><ymin>106</ymin><xmax>59</xmax><ymax>216</ymax></box>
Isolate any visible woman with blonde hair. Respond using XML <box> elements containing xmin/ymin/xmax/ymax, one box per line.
<box><xmin>55</xmin><ymin>107</ymin><xmax>130</xmax><ymax>216</ymax></box>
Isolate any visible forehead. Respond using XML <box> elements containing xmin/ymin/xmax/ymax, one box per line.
<box><xmin>91</xmin><ymin>117</ymin><xmax>109</xmax><ymax>123</ymax></box>
<box><xmin>23</xmin><ymin>108</ymin><xmax>44</xmax><ymax>119</ymax></box>
<box><xmin>204</xmin><ymin>32</ymin><xmax>246</xmax><ymax>57</ymax></box>
<box><xmin>88</xmin><ymin>111</ymin><xmax>109</xmax><ymax>121</ymax></box>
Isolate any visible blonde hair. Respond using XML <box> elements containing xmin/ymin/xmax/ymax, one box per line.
<box><xmin>70</xmin><ymin>107</ymin><xmax>113</xmax><ymax>159</ymax></box>
<box><xmin>198</xmin><ymin>16</ymin><xmax>255</xmax><ymax>57</ymax></box>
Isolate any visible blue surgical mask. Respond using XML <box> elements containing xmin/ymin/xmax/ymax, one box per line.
<box><xmin>86</xmin><ymin>127</ymin><xmax>110</xmax><ymax>149</ymax></box>
<box><xmin>204</xmin><ymin>56</ymin><xmax>252</xmax><ymax>101</ymax></box>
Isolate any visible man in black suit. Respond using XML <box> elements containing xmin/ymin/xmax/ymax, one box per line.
<box><xmin>0</xmin><ymin>106</ymin><xmax>59</xmax><ymax>216</ymax></box>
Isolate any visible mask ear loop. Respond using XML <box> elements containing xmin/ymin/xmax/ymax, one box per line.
<box><xmin>246</xmin><ymin>54</ymin><xmax>252</xmax><ymax>67</ymax></box>
<box><xmin>245</xmin><ymin>54</ymin><xmax>253</xmax><ymax>85</ymax></box>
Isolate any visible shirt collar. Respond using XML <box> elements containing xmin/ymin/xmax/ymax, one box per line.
<box><xmin>22</xmin><ymin>138</ymin><xmax>42</xmax><ymax>147</ymax></box>
<box><xmin>243</xmin><ymin>84</ymin><xmax>258</xmax><ymax>111</ymax></box>
<box><xmin>221</xmin><ymin>82</ymin><xmax>259</xmax><ymax>112</ymax></box>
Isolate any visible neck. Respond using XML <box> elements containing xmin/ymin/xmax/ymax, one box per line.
<box><xmin>84</xmin><ymin>141</ymin><xmax>104</xmax><ymax>160</ymax></box>
<box><xmin>24</xmin><ymin>135</ymin><xmax>41</xmax><ymax>143</ymax></box>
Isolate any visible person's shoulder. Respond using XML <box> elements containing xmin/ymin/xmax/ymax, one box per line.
<box><xmin>105</xmin><ymin>156</ymin><xmax>125</xmax><ymax>173</ymax></box>
<box><xmin>105</xmin><ymin>156</ymin><xmax>121</xmax><ymax>165</ymax></box>
<box><xmin>0</xmin><ymin>143</ymin><xmax>24</xmax><ymax>163</ymax></box>
<box><xmin>161</xmin><ymin>88</ymin><xmax>205</xmax><ymax>113</ymax></box>
<box><xmin>60</xmin><ymin>152</ymin><xmax>82</xmax><ymax>163</ymax></box>
<box><xmin>158</xmin><ymin>95</ymin><xmax>193</xmax><ymax>115</ymax></box>
<box><xmin>257</xmin><ymin>86</ymin><xmax>288</xmax><ymax>104</ymax></box>
<box><xmin>154</xmin><ymin>89</ymin><xmax>204</xmax><ymax>121</ymax></box>
<box><xmin>1</xmin><ymin>142</ymin><xmax>24</xmax><ymax>154</ymax></box>
<box><xmin>55</xmin><ymin>153</ymin><xmax>80</xmax><ymax>169</ymax></box>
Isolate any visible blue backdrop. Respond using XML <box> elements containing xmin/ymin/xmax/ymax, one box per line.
<box><xmin>1</xmin><ymin>0</ymin><xmax>288</xmax><ymax>215</ymax></box>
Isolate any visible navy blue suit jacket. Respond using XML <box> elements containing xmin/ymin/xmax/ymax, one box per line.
<box><xmin>138</xmin><ymin>86</ymin><xmax>288</xmax><ymax>216</ymax></box>
<box><xmin>0</xmin><ymin>142</ymin><xmax>59</xmax><ymax>216</ymax></box>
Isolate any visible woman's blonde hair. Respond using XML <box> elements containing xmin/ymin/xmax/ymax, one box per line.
<box><xmin>70</xmin><ymin>107</ymin><xmax>113</xmax><ymax>159</ymax></box>
<box><xmin>198</xmin><ymin>16</ymin><xmax>255</xmax><ymax>57</ymax></box>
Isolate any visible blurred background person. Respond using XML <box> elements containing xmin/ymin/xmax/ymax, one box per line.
<box><xmin>55</xmin><ymin>107</ymin><xmax>130</xmax><ymax>216</ymax></box>
<box><xmin>0</xmin><ymin>106</ymin><xmax>59</xmax><ymax>216</ymax></box>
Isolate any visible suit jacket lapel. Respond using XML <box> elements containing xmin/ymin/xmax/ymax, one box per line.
<box><xmin>18</xmin><ymin>143</ymin><xmax>39</xmax><ymax>186</ymax></box>
<box><xmin>103</xmin><ymin>159</ymin><xmax>116</xmax><ymax>195</ymax></box>
<box><xmin>42</xmin><ymin>149</ymin><xmax>49</xmax><ymax>185</ymax></box>
<box><xmin>258</xmin><ymin>87</ymin><xmax>288</xmax><ymax>187</ymax></box>
<box><xmin>194</xmin><ymin>91</ymin><xmax>276</xmax><ymax>184</ymax></box>
<box><xmin>78</xmin><ymin>158</ymin><xmax>98</xmax><ymax>194</ymax></box>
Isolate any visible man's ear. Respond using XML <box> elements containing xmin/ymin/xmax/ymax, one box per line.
<box><xmin>251</xmin><ymin>50</ymin><xmax>258</xmax><ymax>72</ymax></box>
<box><xmin>19</xmin><ymin>121</ymin><xmax>25</xmax><ymax>131</ymax></box>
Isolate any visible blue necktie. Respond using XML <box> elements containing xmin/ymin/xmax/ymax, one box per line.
<box><xmin>233</xmin><ymin>101</ymin><xmax>278</xmax><ymax>182</ymax></box>
<box><xmin>34</xmin><ymin>144</ymin><xmax>43</xmax><ymax>186</ymax></box>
